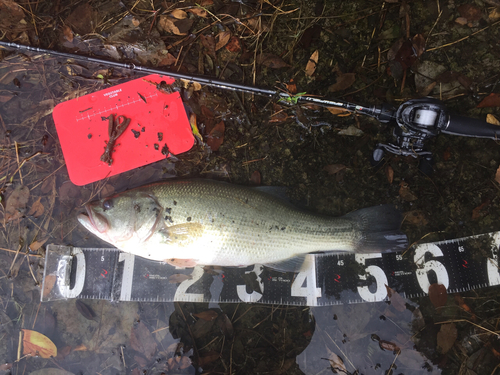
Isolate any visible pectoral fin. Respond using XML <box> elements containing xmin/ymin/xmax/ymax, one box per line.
<box><xmin>166</xmin><ymin>258</ymin><xmax>198</xmax><ymax>268</ymax></box>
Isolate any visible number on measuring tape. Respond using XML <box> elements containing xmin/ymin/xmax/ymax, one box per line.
<box><xmin>291</xmin><ymin>256</ymin><xmax>321</xmax><ymax>306</ymax></box>
<box><xmin>237</xmin><ymin>265</ymin><xmax>264</xmax><ymax>302</ymax></box>
<box><xmin>355</xmin><ymin>253</ymin><xmax>387</xmax><ymax>302</ymax></box>
<box><xmin>487</xmin><ymin>233</ymin><xmax>500</xmax><ymax>286</ymax></box>
<box><xmin>59</xmin><ymin>248</ymin><xmax>86</xmax><ymax>299</ymax></box>
<box><xmin>414</xmin><ymin>243</ymin><xmax>449</xmax><ymax>293</ymax></box>
<box><xmin>174</xmin><ymin>267</ymin><xmax>205</xmax><ymax>302</ymax></box>
<box><xmin>118</xmin><ymin>252</ymin><xmax>135</xmax><ymax>301</ymax></box>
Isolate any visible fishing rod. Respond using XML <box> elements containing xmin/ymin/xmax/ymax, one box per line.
<box><xmin>0</xmin><ymin>40</ymin><xmax>498</xmax><ymax>167</ymax></box>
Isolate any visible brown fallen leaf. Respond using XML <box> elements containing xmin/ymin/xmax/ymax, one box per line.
<box><xmin>131</xmin><ymin>322</ymin><xmax>157</xmax><ymax>360</ymax></box>
<box><xmin>27</xmin><ymin>197</ymin><xmax>45</xmax><ymax>218</ymax></box>
<box><xmin>5</xmin><ymin>185</ymin><xmax>30</xmax><ymax>222</ymax></box>
<box><xmin>188</xmin><ymin>7</ymin><xmax>208</xmax><ymax>17</ymax></box>
<box><xmin>326</xmin><ymin>350</ymin><xmax>347</xmax><ymax>373</ymax></box>
<box><xmin>159</xmin><ymin>53</ymin><xmax>177</xmax><ymax>66</ymax></box>
<box><xmin>75</xmin><ymin>300</ymin><xmax>97</xmax><ymax>321</ymax></box>
<box><xmin>487</xmin><ymin>114</ymin><xmax>500</xmax><ymax>125</ymax></box>
<box><xmin>472</xmin><ymin>199</ymin><xmax>490</xmax><ymax>220</ymax></box>
<box><xmin>404</xmin><ymin>210</ymin><xmax>429</xmax><ymax>226</ymax></box>
<box><xmin>168</xmin><ymin>273</ymin><xmax>193</xmax><ymax>284</ymax></box>
<box><xmin>194</xmin><ymin>310</ymin><xmax>219</xmax><ymax>321</ymax></box>
<box><xmin>269</xmin><ymin>103</ymin><xmax>289</xmax><ymax>123</ymax></box>
<box><xmin>250</xmin><ymin>171</ymin><xmax>261</xmax><ymax>185</ymax></box>
<box><xmin>256</xmin><ymin>53</ymin><xmax>290</xmax><ymax>69</ymax></box>
<box><xmin>62</xmin><ymin>25</ymin><xmax>74</xmax><ymax>42</ymax></box>
<box><xmin>379</xmin><ymin>339</ymin><xmax>401</xmax><ymax>354</ymax></box>
<box><xmin>385</xmin><ymin>285</ymin><xmax>407</xmax><ymax>312</ymax></box>
<box><xmin>458</xmin><ymin>4</ymin><xmax>483</xmax><ymax>22</ymax></box>
<box><xmin>217</xmin><ymin>313</ymin><xmax>234</xmax><ymax>337</ymax></box>
<box><xmin>495</xmin><ymin>165</ymin><xmax>500</xmax><ymax>184</ymax></box>
<box><xmin>200</xmin><ymin>34</ymin><xmax>216</xmax><ymax>59</ymax></box>
<box><xmin>206</xmin><ymin>121</ymin><xmax>225</xmax><ymax>151</ymax></box>
<box><xmin>399</xmin><ymin>181</ymin><xmax>417</xmax><ymax>201</ymax></box>
<box><xmin>215</xmin><ymin>31</ymin><xmax>231</xmax><ymax>51</ymax></box>
<box><xmin>170</xmin><ymin>9</ymin><xmax>187</xmax><ymax>19</ymax></box>
<box><xmin>437</xmin><ymin>323</ymin><xmax>457</xmax><ymax>354</ymax></box>
<box><xmin>22</xmin><ymin>329</ymin><xmax>57</xmax><ymax>358</ymax></box>
<box><xmin>158</xmin><ymin>16</ymin><xmax>193</xmax><ymax>35</ymax></box>
<box><xmin>327</xmin><ymin>107</ymin><xmax>350</xmax><ymax>116</ymax></box>
<box><xmin>197</xmin><ymin>351</ymin><xmax>220</xmax><ymax>367</ymax></box>
<box><xmin>477</xmin><ymin>93</ymin><xmax>500</xmax><ymax>108</ymax></box>
<box><xmin>386</xmin><ymin>165</ymin><xmax>394</xmax><ymax>184</ymax></box>
<box><xmin>42</xmin><ymin>274</ymin><xmax>57</xmax><ymax>299</ymax></box>
<box><xmin>323</xmin><ymin>164</ymin><xmax>346</xmax><ymax>175</ymax></box>
<box><xmin>328</xmin><ymin>72</ymin><xmax>356</xmax><ymax>92</ymax></box>
<box><xmin>225</xmin><ymin>36</ymin><xmax>242</xmax><ymax>53</ymax></box>
<box><xmin>305</xmin><ymin>50</ymin><xmax>319</xmax><ymax>77</ymax></box>
<box><xmin>428</xmin><ymin>283</ymin><xmax>447</xmax><ymax>308</ymax></box>
<box><xmin>29</xmin><ymin>238</ymin><xmax>48</xmax><ymax>252</ymax></box>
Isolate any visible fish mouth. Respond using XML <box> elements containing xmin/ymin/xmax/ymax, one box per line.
<box><xmin>77</xmin><ymin>204</ymin><xmax>109</xmax><ymax>234</ymax></box>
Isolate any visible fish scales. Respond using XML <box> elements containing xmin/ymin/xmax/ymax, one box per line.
<box><xmin>78</xmin><ymin>179</ymin><xmax>407</xmax><ymax>270</ymax></box>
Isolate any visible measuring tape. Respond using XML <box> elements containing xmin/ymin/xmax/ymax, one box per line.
<box><xmin>41</xmin><ymin>232</ymin><xmax>500</xmax><ymax>306</ymax></box>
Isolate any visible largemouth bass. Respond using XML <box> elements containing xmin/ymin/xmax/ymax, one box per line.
<box><xmin>78</xmin><ymin>179</ymin><xmax>407</xmax><ymax>271</ymax></box>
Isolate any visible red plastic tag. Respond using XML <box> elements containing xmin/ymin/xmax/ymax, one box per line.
<box><xmin>52</xmin><ymin>74</ymin><xmax>194</xmax><ymax>186</ymax></box>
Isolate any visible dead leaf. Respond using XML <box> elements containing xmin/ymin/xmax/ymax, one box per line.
<box><xmin>256</xmin><ymin>53</ymin><xmax>290</xmax><ymax>69</ymax></box>
<box><xmin>131</xmin><ymin>322</ymin><xmax>157</xmax><ymax>360</ymax></box>
<box><xmin>455</xmin><ymin>17</ymin><xmax>468</xmax><ymax>25</ymax></box>
<box><xmin>385</xmin><ymin>165</ymin><xmax>394</xmax><ymax>184</ymax></box>
<box><xmin>428</xmin><ymin>283</ymin><xmax>447</xmax><ymax>308</ymax></box>
<box><xmin>62</xmin><ymin>25</ymin><xmax>73</xmax><ymax>42</ymax></box>
<box><xmin>179</xmin><ymin>355</ymin><xmax>191</xmax><ymax>369</ymax></box>
<box><xmin>477</xmin><ymin>93</ymin><xmax>500</xmax><ymax>108</ymax></box>
<box><xmin>269</xmin><ymin>103</ymin><xmax>289</xmax><ymax>123</ymax></box>
<box><xmin>206</xmin><ymin>121</ymin><xmax>225</xmax><ymax>151</ymax></box>
<box><xmin>458</xmin><ymin>4</ymin><xmax>483</xmax><ymax>21</ymax></box>
<box><xmin>194</xmin><ymin>310</ymin><xmax>219</xmax><ymax>321</ymax></box>
<box><xmin>323</xmin><ymin>164</ymin><xmax>346</xmax><ymax>175</ymax></box>
<box><xmin>100</xmin><ymin>184</ymin><xmax>115</xmax><ymax>198</ymax></box>
<box><xmin>188</xmin><ymin>7</ymin><xmax>208</xmax><ymax>17</ymax></box>
<box><xmin>437</xmin><ymin>323</ymin><xmax>457</xmax><ymax>354</ymax></box>
<box><xmin>170</xmin><ymin>9</ymin><xmax>187</xmax><ymax>19</ymax></box>
<box><xmin>385</xmin><ymin>285</ymin><xmax>407</xmax><ymax>312</ymax></box>
<box><xmin>215</xmin><ymin>31</ymin><xmax>231</xmax><ymax>51</ymax></box>
<box><xmin>411</xmin><ymin>34</ymin><xmax>426</xmax><ymax>58</ymax></box>
<box><xmin>327</xmin><ymin>107</ymin><xmax>350</xmax><ymax>116</ymax></box>
<box><xmin>217</xmin><ymin>313</ymin><xmax>234</xmax><ymax>337</ymax></box>
<box><xmin>487</xmin><ymin>114</ymin><xmax>500</xmax><ymax>125</ymax></box>
<box><xmin>495</xmin><ymin>165</ymin><xmax>500</xmax><ymax>184</ymax></box>
<box><xmin>65</xmin><ymin>3</ymin><xmax>94</xmax><ymax>35</ymax></box>
<box><xmin>159</xmin><ymin>53</ymin><xmax>177</xmax><ymax>66</ymax></box>
<box><xmin>250</xmin><ymin>171</ymin><xmax>261</xmax><ymax>185</ymax></box>
<box><xmin>75</xmin><ymin>300</ymin><xmax>97</xmax><ymax>321</ymax></box>
<box><xmin>5</xmin><ymin>185</ymin><xmax>30</xmax><ymax>222</ymax></box>
<box><xmin>338</xmin><ymin>125</ymin><xmax>363</xmax><ymax>136</ymax></box>
<box><xmin>305</xmin><ymin>50</ymin><xmax>319</xmax><ymax>77</ymax></box>
<box><xmin>379</xmin><ymin>340</ymin><xmax>401</xmax><ymax>354</ymax></box>
<box><xmin>225</xmin><ymin>36</ymin><xmax>242</xmax><ymax>53</ymax></box>
<box><xmin>472</xmin><ymin>200</ymin><xmax>489</xmax><ymax>220</ymax></box>
<box><xmin>168</xmin><ymin>274</ymin><xmax>193</xmax><ymax>283</ymax></box>
<box><xmin>22</xmin><ymin>329</ymin><xmax>57</xmax><ymax>358</ymax></box>
<box><xmin>197</xmin><ymin>351</ymin><xmax>220</xmax><ymax>367</ymax></box>
<box><xmin>489</xmin><ymin>7</ymin><xmax>500</xmax><ymax>21</ymax></box>
<box><xmin>399</xmin><ymin>181</ymin><xmax>417</xmax><ymax>201</ymax></box>
<box><xmin>404</xmin><ymin>210</ymin><xmax>429</xmax><ymax>226</ymax></box>
<box><xmin>200</xmin><ymin>34</ymin><xmax>216</xmax><ymax>59</ymax></box>
<box><xmin>29</xmin><ymin>238</ymin><xmax>48</xmax><ymax>252</ymax></box>
<box><xmin>27</xmin><ymin>197</ymin><xmax>44</xmax><ymax>218</ymax></box>
<box><xmin>328</xmin><ymin>72</ymin><xmax>356</xmax><ymax>92</ymax></box>
<box><xmin>42</xmin><ymin>274</ymin><xmax>57</xmax><ymax>299</ymax></box>
<box><xmin>158</xmin><ymin>16</ymin><xmax>193</xmax><ymax>35</ymax></box>
<box><xmin>59</xmin><ymin>181</ymin><xmax>81</xmax><ymax>207</ymax></box>
<box><xmin>327</xmin><ymin>350</ymin><xmax>347</xmax><ymax>373</ymax></box>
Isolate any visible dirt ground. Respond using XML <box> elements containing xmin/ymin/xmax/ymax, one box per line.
<box><xmin>1</xmin><ymin>0</ymin><xmax>500</xmax><ymax>374</ymax></box>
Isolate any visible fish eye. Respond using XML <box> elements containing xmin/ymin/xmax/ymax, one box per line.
<box><xmin>103</xmin><ymin>199</ymin><xmax>114</xmax><ymax>210</ymax></box>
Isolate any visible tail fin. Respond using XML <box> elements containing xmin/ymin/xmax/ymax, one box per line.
<box><xmin>344</xmin><ymin>205</ymin><xmax>408</xmax><ymax>253</ymax></box>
